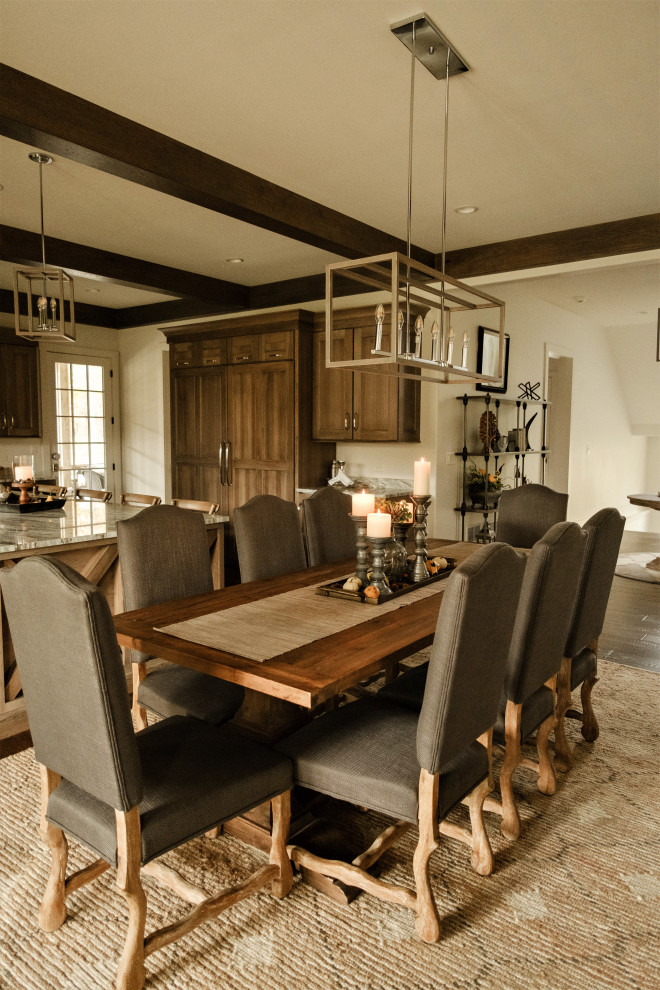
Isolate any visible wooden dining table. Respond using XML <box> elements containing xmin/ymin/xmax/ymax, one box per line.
<box><xmin>113</xmin><ymin>539</ymin><xmax>476</xmax><ymax>718</ymax></box>
<box><xmin>113</xmin><ymin>537</ymin><xmax>478</xmax><ymax>898</ymax></box>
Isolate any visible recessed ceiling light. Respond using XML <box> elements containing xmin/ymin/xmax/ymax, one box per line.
<box><xmin>454</xmin><ymin>205</ymin><xmax>478</xmax><ymax>215</ymax></box>
<box><xmin>226</xmin><ymin>257</ymin><xmax>244</xmax><ymax>264</ymax></box>
<box><xmin>85</xmin><ymin>287</ymin><xmax>101</xmax><ymax>294</ymax></box>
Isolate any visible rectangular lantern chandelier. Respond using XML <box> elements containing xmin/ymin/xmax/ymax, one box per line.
<box><xmin>325</xmin><ymin>14</ymin><xmax>505</xmax><ymax>386</ymax></box>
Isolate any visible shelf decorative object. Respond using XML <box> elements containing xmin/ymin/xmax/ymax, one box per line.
<box><xmin>466</xmin><ymin>460</ymin><xmax>504</xmax><ymax>510</ymax></box>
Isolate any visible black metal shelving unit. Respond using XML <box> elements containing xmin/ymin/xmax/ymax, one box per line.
<box><xmin>455</xmin><ymin>393</ymin><xmax>551</xmax><ymax>542</ymax></box>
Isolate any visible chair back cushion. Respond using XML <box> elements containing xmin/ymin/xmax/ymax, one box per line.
<box><xmin>564</xmin><ymin>507</ymin><xmax>625</xmax><ymax>657</ymax></box>
<box><xmin>117</xmin><ymin>504</ymin><xmax>214</xmax><ymax>663</ymax></box>
<box><xmin>417</xmin><ymin>542</ymin><xmax>526</xmax><ymax>774</ymax></box>
<box><xmin>495</xmin><ymin>484</ymin><xmax>568</xmax><ymax>548</ymax></box>
<box><xmin>234</xmin><ymin>494</ymin><xmax>307</xmax><ymax>582</ymax></box>
<box><xmin>301</xmin><ymin>487</ymin><xmax>355</xmax><ymax>566</ymax></box>
<box><xmin>0</xmin><ymin>556</ymin><xmax>142</xmax><ymax>811</ymax></box>
<box><xmin>505</xmin><ymin>521</ymin><xmax>586</xmax><ymax>704</ymax></box>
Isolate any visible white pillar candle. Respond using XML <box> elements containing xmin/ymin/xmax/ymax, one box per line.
<box><xmin>413</xmin><ymin>458</ymin><xmax>431</xmax><ymax>496</ymax></box>
<box><xmin>352</xmin><ymin>490</ymin><xmax>375</xmax><ymax>517</ymax></box>
<box><xmin>13</xmin><ymin>465</ymin><xmax>34</xmax><ymax>483</ymax></box>
<box><xmin>366</xmin><ymin>510</ymin><xmax>391</xmax><ymax>538</ymax></box>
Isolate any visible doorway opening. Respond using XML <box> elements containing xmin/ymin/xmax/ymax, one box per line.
<box><xmin>545</xmin><ymin>348</ymin><xmax>573</xmax><ymax>494</ymax></box>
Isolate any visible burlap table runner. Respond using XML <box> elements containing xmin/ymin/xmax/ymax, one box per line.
<box><xmin>156</xmin><ymin>576</ymin><xmax>450</xmax><ymax>662</ymax></box>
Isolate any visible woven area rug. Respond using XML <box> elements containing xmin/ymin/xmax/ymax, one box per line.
<box><xmin>0</xmin><ymin>659</ymin><xmax>658</xmax><ymax>990</ymax></box>
<box><xmin>615</xmin><ymin>553</ymin><xmax>660</xmax><ymax>584</ymax></box>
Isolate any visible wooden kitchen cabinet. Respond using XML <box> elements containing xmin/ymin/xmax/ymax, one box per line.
<box><xmin>165</xmin><ymin>310</ymin><xmax>334</xmax><ymax>521</ymax></box>
<box><xmin>0</xmin><ymin>332</ymin><xmax>41</xmax><ymax>437</ymax></box>
<box><xmin>312</xmin><ymin>307</ymin><xmax>420</xmax><ymax>442</ymax></box>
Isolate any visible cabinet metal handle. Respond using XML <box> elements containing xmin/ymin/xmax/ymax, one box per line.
<box><xmin>10</xmin><ymin>415</ymin><xmax>14</xmax><ymax>429</ymax></box>
<box><xmin>266</xmin><ymin>351</ymin><xmax>283</xmax><ymax>358</ymax></box>
<box><xmin>226</xmin><ymin>441</ymin><xmax>233</xmax><ymax>486</ymax></box>
<box><xmin>2</xmin><ymin>414</ymin><xmax>6</xmax><ymax>430</ymax></box>
<box><xmin>219</xmin><ymin>443</ymin><xmax>226</xmax><ymax>486</ymax></box>
<box><xmin>344</xmin><ymin>413</ymin><xmax>350</xmax><ymax>431</ymax></box>
<box><xmin>353</xmin><ymin>412</ymin><xmax>358</xmax><ymax>432</ymax></box>
<box><xmin>236</xmin><ymin>355</ymin><xmax>250</xmax><ymax>361</ymax></box>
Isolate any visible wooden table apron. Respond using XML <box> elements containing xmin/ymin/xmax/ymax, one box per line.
<box><xmin>114</xmin><ymin>540</ymin><xmax>476</xmax><ymax>713</ymax></box>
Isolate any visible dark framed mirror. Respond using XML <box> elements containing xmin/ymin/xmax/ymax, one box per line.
<box><xmin>475</xmin><ymin>326</ymin><xmax>509</xmax><ymax>393</ymax></box>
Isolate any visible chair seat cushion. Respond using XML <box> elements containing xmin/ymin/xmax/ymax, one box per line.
<box><xmin>276</xmin><ymin>698</ymin><xmax>489</xmax><ymax>824</ymax></box>
<box><xmin>377</xmin><ymin>663</ymin><xmax>428</xmax><ymax>709</ymax></box>
<box><xmin>137</xmin><ymin>665</ymin><xmax>245</xmax><ymax>725</ymax></box>
<box><xmin>47</xmin><ymin>718</ymin><xmax>291</xmax><ymax>866</ymax></box>
<box><xmin>494</xmin><ymin>685</ymin><xmax>555</xmax><ymax>743</ymax></box>
<box><xmin>570</xmin><ymin>648</ymin><xmax>597</xmax><ymax>690</ymax></box>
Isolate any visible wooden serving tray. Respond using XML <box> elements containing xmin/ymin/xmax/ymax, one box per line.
<box><xmin>0</xmin><ymin>497</ymin><xmax>66</xmax><ymax>513</ymax></box>
<box><xmin>316</xmin><ymin>556</ymin><xmax>456</xmax><ymax>605</ymax></box>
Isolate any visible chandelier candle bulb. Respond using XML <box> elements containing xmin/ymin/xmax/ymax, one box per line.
<box><xmin>413</xmin><ymin>458</ymin><xmax>431</xmax><ymax>496</ymax></box>
<box><xmin>366</xmin><ymin>510</ymin><xmax>391</xmax><ymax>538</ymax></box>
<box><xmin>352</xmin><ymin>490</ymin><xmax>375</xmax><ymax>517</ymax></box>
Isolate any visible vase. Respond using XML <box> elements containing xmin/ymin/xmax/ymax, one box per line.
<box><xmin>469</xmin><ymin>490</ymin><xmax>501</xmax><ymax>510</ymax></box>
<box><xmin>384</xmin><ymin>525</ymin><xmax>409</xmax><ymax>582</ymax></box>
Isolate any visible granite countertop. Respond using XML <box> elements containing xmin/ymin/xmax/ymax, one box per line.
<box><xmin>297</xmin><ymin>476</ymin><xmax>414</xmax><ymax>500</ymax></box>
<box><xmin>0</xmin><ymin>499</ymin><xmax>228</xmax><ymax>556</ymax></box>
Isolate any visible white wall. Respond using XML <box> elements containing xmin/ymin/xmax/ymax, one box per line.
<box><xmin>118</xmin><ymin>324</ymin><xmax>170</xmax><ymax>501</ymax></box>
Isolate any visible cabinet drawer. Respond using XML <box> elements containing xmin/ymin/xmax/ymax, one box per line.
<box><xmin>262</xmin><ymin>331</ymin><xmax>293</xmax><ymax>361</ymax></box>
<box><xmin>201</xmin><ymin>339</ymin><xmax>226</xmax><ymax>366</ymax></box>
<box><xmin>171</xmin><ymin>341</ymin><xmax>195</xmax><ymax>368</ymax></box>
<box><xmin>229</xmin><ymin>335</ymin><xmax>261</xmax><ymax>364</ymax></box>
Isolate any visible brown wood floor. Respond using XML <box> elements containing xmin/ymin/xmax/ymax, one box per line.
<box><xmin>599</xmin><ymin>529</ymin><xmax>660</xmax><ymax>674</ymax></box>
<box><xmin>1</xmin><ymin>530</ymin><xmax>658</xmax><ymax>761</ymax></box>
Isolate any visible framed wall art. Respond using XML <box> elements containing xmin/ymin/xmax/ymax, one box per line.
<box><xmin>475</xmin><ymin>325</ymin><xmax>510</xmax><ymax>393</ymax></box>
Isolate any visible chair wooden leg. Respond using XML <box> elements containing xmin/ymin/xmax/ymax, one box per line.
<box><xmin>115</xmin><ymin>808</ymin><xmax>147</xmax><ymax>990</ymax></box>
<box><xmin>580</xmin><ymin>672</ymin><xmax>600</xmax><ymax>742</ymax></box>
<box><xmin>413</xmin><ymin>769</ymin><xmax>441</xmax><ymax>944</ymax></box>
<box><xmin>38</xmin><ymin>766</ymin><xmax>68</xmax><ymax>932</ymax></box>
<box><xmin>270</xmin><ymin>791</ymin><xmax>293</xmax><ymax>899</ymax></box>
<box><xmin>466</xmin><ymin>777</ymin><xmax>494</xmax><ymax>876</ymax></box>
<box><xmin>500</xmin><ymin>702</ymin><xmax>522</xmax><ymax>841</ymax></box>
<box><xmin>536</xmin><ymin>711</ymin><xmax>557</xmax><ymax>796</ymax></box>
<box><xmin>554</xmin><ymin>657</ymin><xmax>574</xmax><ymax>773</ymax></box>
<box><xmin>131</xmin><ymin>664</ymin><xmax>149</xmax><ymax>732</ymax></box>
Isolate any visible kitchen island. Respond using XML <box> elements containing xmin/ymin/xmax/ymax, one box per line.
<box><xmin>0</xmin><ymin>499</ymin><xmax>228</xmax><ymax>753</ymax></box>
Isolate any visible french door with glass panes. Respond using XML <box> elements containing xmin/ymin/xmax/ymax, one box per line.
<box><xmin>42</xmin><ymin>352</ymin><xmax>117</xmax><ymax>498</ymax></box>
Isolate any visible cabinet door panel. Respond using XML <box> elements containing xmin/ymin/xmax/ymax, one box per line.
<box><xmin>227</xmin><ymin>365</ymin><xmax>260</xmax><ymax>463</ymax></box>
<box><xmin>198</xmin><ymin>370</ymin><xmax>227</xmax><ymax>459</ymax></box>
<box><xmin>199</xmin><ymin>462</ymin><xmax>227</xmax><ymax>512</ymax></box>
<box><xmin>4</xmin><ymin>345</ymin><xmax>40</xmax><ymax>436</ymax></box>
<box><xmin>312</xmin><ymin>330</ymin><xmax>353</xmax><ymax>440</ymax></box>
<box><xmin>173</xmin><ymin>461</ymin><xmax>198</xmax><ymax>501</ymax></box>
<box><xmin>353</xmin><ymin>326</ymin><xmax>397</xmax><ymax>441</ymax></box>
<box><xmin>172</xmin><ymin>372</ymin><xmax>198</xmax><ymax>458</ymax></box>
<box><xmin>260</xmin><ymin>363</ymin><xmax>294</xmax><ymax>466</ymax></box>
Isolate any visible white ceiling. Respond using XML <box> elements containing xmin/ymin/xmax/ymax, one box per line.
<box><xmin>0</xmin><ymin>0</ymin><xmax>658</xmax><ymax>322</ymax></box>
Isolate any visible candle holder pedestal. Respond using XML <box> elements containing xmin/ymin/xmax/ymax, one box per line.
<box><xmin>368</xmin><ymin>535</ymin><xmax>393</xmax><ymax>597</ymax></box>
<box><xmin>350</xmin><ymin>515</ymin><xmax>370</xmax><ymax>586</ymax></box>
<box><xmin>17</xmin><ymin>482</ymin><xmax>33</xmax><ymax>505</ymax></box>
<box><xmin>410</xmin><ymin>494</ymin><xmax>431</xmax><ymax>583</ymax></box>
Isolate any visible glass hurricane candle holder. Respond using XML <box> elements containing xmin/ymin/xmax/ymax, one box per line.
<box><xmin>13</xmin><ymin>455</ymin><xmax>34</xmax><ymax>505</ymax></box>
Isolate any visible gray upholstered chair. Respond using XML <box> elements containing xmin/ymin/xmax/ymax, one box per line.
<box><xmin>0</xmin><ymin>555</ymin><xmax>292</xmax><ymax>990</ymax></box>
<box><xmin>301</xmin><ymin>486</ymin><xmax>355</xmax><ymax>566</ymax></box>
<box><xmin>233</xmin><ymin>494</ymin><xmax>307</xmax><ymax>582</ymax></box>
<box><xmin>554</xmin><ymin>507</ymin><xmax>625</xmax><ymax>771</ymax></box>
<box><xmin>495</xmin><ymin>483</ymin><xmax>568</xmax><ymax>548</ymax></box>
<box><xmin>117</xmin><ymin>504</ymin><xmax>244</xmax><ymax>731</ymax></box>
<box><xmin>490</xmin><ymin>521</ymin><xmax>587</xmax><ymax>839</ymax></box>
<box><xmin>379</xmin><ymin>522</ymin><xmax>587</xmax><ymax>840</ymax></box>
<box><xmin>277</xmin><ymin>542</ymin><xmax>526</xmax><ymax>943</ymax></box>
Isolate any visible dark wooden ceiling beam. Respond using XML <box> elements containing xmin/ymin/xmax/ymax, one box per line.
<box><xmin>0</xmin><ymin>224</ymin><xmax>249</xmax><ymax>307</ymax></box>
<box><xmin>441</xmin><ymin>214</ymin><xmax>660</xmax><ymax>279</ymax></box>
<box><xmin>0</xmin><ymin>63</ymin><xmax>433</xmax><ymax>266</ymax></box>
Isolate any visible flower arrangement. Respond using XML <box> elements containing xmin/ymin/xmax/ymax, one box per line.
<box><xmin>465</xmin><ymin>460</ymin><xmax>504</xmax><ymax>496</ymax></box>
<box><xmin>375</xmin><ymin>497</ymin><xmax>413</xmax><ymax>523</ymax></box>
